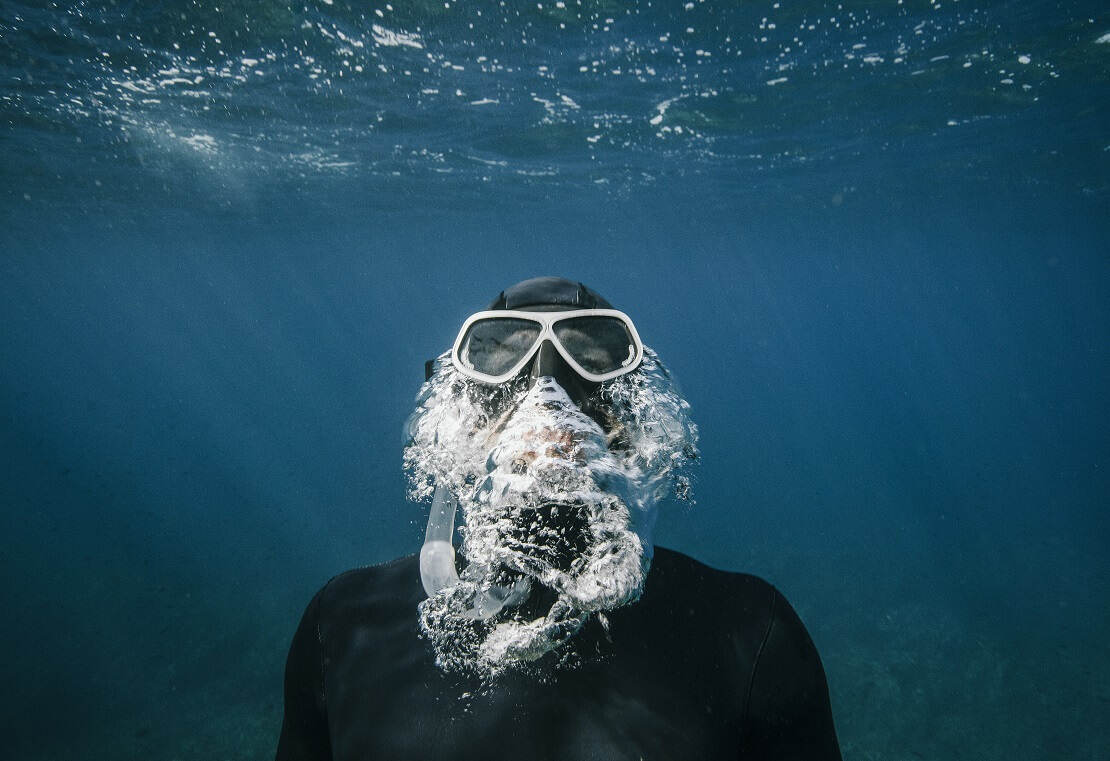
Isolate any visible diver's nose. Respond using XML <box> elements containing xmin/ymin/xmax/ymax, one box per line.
<box><xmin>527</xmin><ymin>340</ymin><xmax>599</xmax><ymax>415</ymax></box>
<box><xmin>529</xmin><ymin>340</ymin><xmax>567</xmax><ymax>384</ymax></box>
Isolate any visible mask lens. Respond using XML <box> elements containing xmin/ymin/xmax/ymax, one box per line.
<box><xmin>552</xmin><ymin>316</ymin><xmax>637</xmax><ymax>375</ymax></box>
<box><xmin>459</xmin><ymin>317</ymin><xmax>542</xmax><ymax>377</ymax></box>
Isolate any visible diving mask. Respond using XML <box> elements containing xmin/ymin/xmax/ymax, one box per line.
<box><xmin>451</xmin><ymin>308</ymin><xmax>644</xmax><ymax>384</ymax></box>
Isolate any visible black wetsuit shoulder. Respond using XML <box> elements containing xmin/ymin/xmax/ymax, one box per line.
<box><xmin>276</xmin><ymin>547</ymin><xmax>840</xmax><ymax>761</ymax></box>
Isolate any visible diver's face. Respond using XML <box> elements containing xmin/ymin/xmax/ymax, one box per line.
<box><xmin>476</xmin><ymin>377</ymin><xmax>615</xmax><ymax>577</ymax></box>
<box><xmin>474</xmin><ymin>306</ymin><xmax>623</xmax><ymax>558</ymax></box>
<box><xmin>406</xmin><ymin>322</ymin><xmax>697</xmax><ymax>676</ymax></box>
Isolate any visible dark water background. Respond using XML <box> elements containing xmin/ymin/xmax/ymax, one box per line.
<box><xmin>2</xmin><ymin>0</ymin><xmax>1107</xmax><ymax>758</ymax></box>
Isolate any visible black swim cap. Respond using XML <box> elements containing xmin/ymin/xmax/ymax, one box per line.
<box><xmin>488</xmin><ymin>276</ymin><xmax>614</xmax><ymax>311</ymax></box>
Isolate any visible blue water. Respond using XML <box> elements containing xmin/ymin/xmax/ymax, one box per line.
<box><xmin>2</xmin><ymin>0</ymin><xmax>1107</xmax><ymax>758</ymax></box>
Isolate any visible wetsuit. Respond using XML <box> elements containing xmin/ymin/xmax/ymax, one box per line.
<box><xmin>276</xmin><ymin>546</ymin><xmax>841</xmax><ymax>760</ymax></box>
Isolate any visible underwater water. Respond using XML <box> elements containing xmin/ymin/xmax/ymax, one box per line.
<box><xmin>1</xmin><ymin>0</ymin><xmax>1107</xmax><ymax>758</ymax></box>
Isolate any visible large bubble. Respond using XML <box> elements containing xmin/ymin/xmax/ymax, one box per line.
<box><xmin>403</xmin><ymin>349</ymin><xmax>697</xmax><ymax>677</ymax></box>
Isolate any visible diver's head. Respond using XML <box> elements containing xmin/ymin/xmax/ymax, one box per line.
<box><xmin>407</xmin><ymin>276</ymin><xmax>697</xmax><ymax>677</ymax></box>
<box><xmin>450</xmin><ymin>276</ymin><xmax>643</xmax><ymax>423</ymax></box>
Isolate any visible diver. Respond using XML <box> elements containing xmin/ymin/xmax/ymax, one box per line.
<box><xmin>276</xmin><ymin>277</ymin><xmax>842</xmax><ymax>760</ymax></box>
